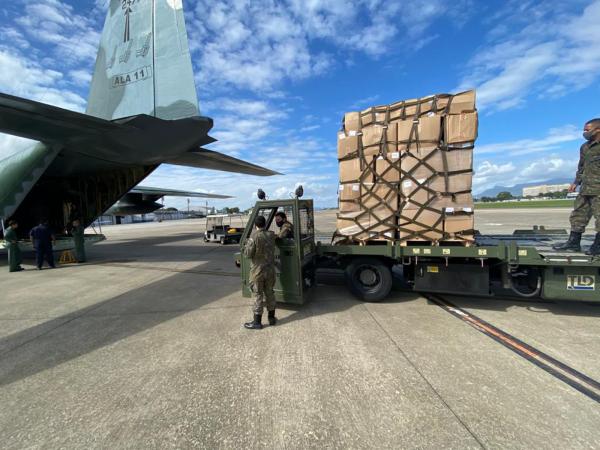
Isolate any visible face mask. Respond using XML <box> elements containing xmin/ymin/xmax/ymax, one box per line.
<box><xmin>583</xmin><ymin>130</ymin><xmax>594</xmax><ymax>141</ymax></box>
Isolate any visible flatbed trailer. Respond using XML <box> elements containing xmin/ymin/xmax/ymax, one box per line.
<box><xmin>237</xmin><ymin>199</ymin><xmax>600</xmax><ymax>304</ymax></box>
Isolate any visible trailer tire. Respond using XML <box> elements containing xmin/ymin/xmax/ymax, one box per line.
<box><xmin>345</xmin><ymin>258</ymin><xmax>392</xmax><ymax>302</ymax></box>
<box><xmin>220</xmin><ymin>236</ymin><xmax>226</xmax><ymax>245</ymax></box>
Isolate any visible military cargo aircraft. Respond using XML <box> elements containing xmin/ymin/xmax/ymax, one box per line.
<box><xmin>0</xmin><ymin>0</ymin><xmax>277</xmax><ymax>239</ymax></box>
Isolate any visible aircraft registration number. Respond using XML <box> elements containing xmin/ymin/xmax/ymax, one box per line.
<box><xmin>112</xmin><ymin>66</ymin><xmax>153</xmax><ymax>87</ymax></box>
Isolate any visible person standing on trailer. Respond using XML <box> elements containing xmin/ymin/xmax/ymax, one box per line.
<box><xmin>243</xmin><ymin>215</ymin><xmax>277</xmax><ymax>330</ymax></box>
<box><xmin>4</xmin><ymin>220</ymin><xmax>24</xmax><ymax>272</ymax></box>
<box><xmin>30</xmin><ymin>219</ymin><xmax>56</xmax><ymax>269</ymax></box>
<box><xmin>554</xmin><ymin>119</ymin><xmax>600</xmax><ymax>255</ymax></box>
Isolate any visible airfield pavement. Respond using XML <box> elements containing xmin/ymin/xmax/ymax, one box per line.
<box><xmin>0</xmin><ymin>208</ymin><xmax>599</xmax><ymax>449</ymax></box>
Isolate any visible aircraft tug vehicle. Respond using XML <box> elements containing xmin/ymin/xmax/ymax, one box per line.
<box><xmin>236</xmin><ymin>197</ymin><xmax>599</xmax><ymax>304</ymax></box>
<box><xmin>204</xmin><ymin>214</ymin><xmax>246</xmax><ymax>245</ymax></box>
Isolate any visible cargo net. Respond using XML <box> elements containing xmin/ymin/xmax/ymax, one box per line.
<box><xmin>334</xmin><ymin>90</ymin><xmax>477</xmax><ymax>246</ymax></box>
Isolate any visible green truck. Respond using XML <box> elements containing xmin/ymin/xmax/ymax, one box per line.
<box><xmin>237</xmin><ymin>198</ymin><xmax>600</xmax><ymax>305</ymax></box>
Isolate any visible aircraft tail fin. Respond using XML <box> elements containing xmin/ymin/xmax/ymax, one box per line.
<box><xmin>86</xmin><ymin>0</ymin><xmax>199</xmax><ymax>121</ymax></box>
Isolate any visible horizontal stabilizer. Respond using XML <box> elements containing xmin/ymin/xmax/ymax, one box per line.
<box><xmin>0</xmin><ymin>92</ymin><xmax>279</xmax><ymax>176</ymax></box>
<box><xmin>167</xmin><ymin>148</ymin><xmax>281</xmax><ymax>177</ymax></box>
<box><xmin>0</xmin><ymin>92</ymin><xmax>123</xmax><ymax>143</ymax></box>
<box><xmin>130</xmin><ymin>186</ymin><xmax>232</xmax><ymax>199</ymax></box>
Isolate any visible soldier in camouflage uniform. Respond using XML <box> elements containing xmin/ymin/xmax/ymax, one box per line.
<box><xmin>554</xmin><ymin>118</ymin><xmax>600</xmax><ymax>255</ymax></box>
<box><xmin>71</xmin><ymin>219</ymin><xmax>86</xmax><ymax>263</ymax></box>
<box><xmin>274</xmin><ymin>211</ymin><xmax>294</xmax><ymax>239</ymax></box>
<box><xmin>243</xmin><ymin>215</ymin><xmax>277</xmax><ymax>330</ymax></box>
<box><xmin>4</xmin><ymin>220</ymin><xmax>24</xmax><ymax>272</ymax></box>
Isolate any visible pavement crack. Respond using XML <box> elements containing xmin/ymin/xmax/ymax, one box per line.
<box><xmin>362</xmin><ymin>303</ymin><xmax>487</xmax><ymax>450</ymax></box>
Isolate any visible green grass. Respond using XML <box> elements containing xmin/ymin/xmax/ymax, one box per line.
<box><xmin>475</xmin><ymin>199</ymin><xmax>574</xmax><ymax>209</ymax></box>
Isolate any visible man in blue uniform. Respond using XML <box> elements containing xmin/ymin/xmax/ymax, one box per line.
<box><xmin>30</xmin><ymin>219</ymin><xmax>56</xmax><ymax>269</ymax></box>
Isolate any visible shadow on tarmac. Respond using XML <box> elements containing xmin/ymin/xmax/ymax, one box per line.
<box><xmin>1</xmin><ymin>234</ymin><xmax>598</xmax><ymax>387</ymax></box>
<box><xmin>0</xmin><ymin>261</ymin><xmax>240</xmax><ymax>387</ymax></box>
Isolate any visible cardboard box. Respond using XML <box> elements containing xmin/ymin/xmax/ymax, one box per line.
<box><xmin>344</xmin><ymin>112</ymin><xmax>361</xmax><ymax>132</ymax></box>
<box><xmin>337</xmin><ymin>133</ymin><xmax>360</xmax><ymax>160</ymax></box>
<box><xmin>375</xmin><ymin>154</ymin><xmax>400</xmax><ymax>183</ymax></box>
<box><xmin>444</xmin><ymin>214</ymin><xmax>474</xmax><ymax>236</ymax></box>
<box><xmin>339</xmin><ymin>157</ymin><xmax>370</xmax><ymax>183</ymax></box>
<box><xmin>360</xmin><ymin>107</ymin><xmax>387</xmax><ymax>126</ymax></box>
<box><xmin>445</xmin><ymin>112</ymin><xmax>478</xmax><ymax>144</ymax></box>
<box><xmin>360</xmin><ymin>125</ymin><xmax>392</xmax><ymax>157</ymax></box>
<box><xmin>429</xmin><ymin>193</ymin><xmax>473</xmax><ymax>208</ymax></box>
<box><xmin>395</xmin><ymin>115</ymin><xmax>441</xmax><ymax>144</ymax></box>
<box><xmin>437</xmin><ymin>90</ymin><xmax>476</xmax><ymax>114</ymax></box>
<box><xmin>338</xmin><ymin>184</ymin><xmax>361</xmax><ymax>213</ymax></box>
<box><xmin>400</xmin><ymin>145</ymin><xmax>439</xmax><ymax>175</ymax></box>
<box><xmin>337</xmin><ymin>209</ymin><xmax>396</xmax><ymax>240</ymax></box>
<box><xmin>389</xmin><ymin>97</ymin><xmax>435</xmax><ymax>120</ymax></box>
<box><xmin>429</xmin><ymin>172</ymin><xmax>472</xmax><ymax>194</ymax></box>
<box><xmin>399</xmin><ymin>209</ymin><xmax>444</xmax><ymax>241</ymax></box>
<box><xmin>362</xmin><ymin>184</ymin><xmax>398</xmax><ymax>211</ymax></box>
<box><xmin>400</xmin><ymin>177</ymin><xmax>430</xmax><ymax>209</ymax></box>
<box><xmin>402</xmin><ymin>147</ymin><xmax>472</xmax><ymax>174</ymax></box>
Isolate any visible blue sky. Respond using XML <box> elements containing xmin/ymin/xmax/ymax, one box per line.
<box><xmin>1</xmin><ymin>0</ymin><xmax>599</xmax><ymax>210</ymax></box>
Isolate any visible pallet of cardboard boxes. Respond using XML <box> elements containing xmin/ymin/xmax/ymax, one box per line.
<box><xmin>335</xmin><ymin>90</ymin><xmax>478</xmax><ymax>246</ymax></box>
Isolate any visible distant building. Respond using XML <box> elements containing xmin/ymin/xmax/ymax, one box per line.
<box><xmin>522</xmin><ymin>184</ymin><xmax>571</xmax><ymax>197</ymax></box>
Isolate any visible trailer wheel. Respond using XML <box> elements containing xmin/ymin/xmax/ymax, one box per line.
<box><xmin>345</xmin><ymin>258</ymin><xmax>392</xmax><ymax>302</ymax></box>
<box><xmin>220</xmin><ymin>236</ymin><xmax>226</xmax><ymax>245</ymax></box>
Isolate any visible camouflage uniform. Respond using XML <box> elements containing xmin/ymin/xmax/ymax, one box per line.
<box><xmin>570</xmin><ymin>141</ymin><xmax>600</xmax><ymax>233</ymax></box>
<box><xmin>278</xmin><ymin>220</ymin><xmax>294</xmax><ymax>239</ymax></box>
<box><xmin>244</xmin><ymin>229</ymin><xmax>276</xmax><ymax>315</ymax></box>
<box><xmin>4</xmin><ymin>227</ymin><xmax>22</xmax><ymax>272</ymax></box>
<box><xmin>72</xmin><ymin>224</ymin><xmax>86</xmax><ymax>263</ymax></box>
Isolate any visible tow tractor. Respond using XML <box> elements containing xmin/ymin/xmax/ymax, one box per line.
<box><xmin>204</xmin><ymin>214</ymin><xmax>246</xmax><ymax>245</ymax></box>
<box><xmin>237</xmin><ymin>197</ymin><xmax>600</xmax><ymax>305</ymax></box>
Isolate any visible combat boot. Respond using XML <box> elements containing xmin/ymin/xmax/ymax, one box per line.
<box><xmin>268</xmin><ymin>310</ymin><xmax>277</xmax><ymax>326</ymax></box>
<box><xmin>244</xmin><ymin>314</ymin><xmax>263</xmax><ymax>330</ymax></box>
<box><xmin>585</xmin><ymin>233</ymin><xmax>600</xmax><ymax>256</ymax></box>
<box><xmin>552</xmin><ymin>231</ymin><xmax>582</xmax><ymax>252</ymax></box>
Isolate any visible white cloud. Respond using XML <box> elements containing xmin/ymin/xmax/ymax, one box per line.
<box><xmin>473</xmin><ymin>120</ymin><xmax>585</xmax><ymax>193</ymax></box>
<box><xmin>519</xmin><ymin>157</ymin><xmax>576</xmax><ymax>178</ymax></box>
<box><xmin>68</xmin><ymin>69</ymin><xmax>92</xmax><ymax>87</ymax></box>
<box><xmin>473</xmin><ymin>156</ymin><xmax>577</xmax><ymax>195</ymax></box>
<box><xmin>457</xmin><ymin>0</ymin><xmax>600</xmax><ymax>111</ymax></box>
<box><xmin>191</xmin><ymin>0</ymin><xmax>469</xmax><ymax>94</ymax></box>
<box><xmin>0</xmin><ymin>50</ymin><xmax>86</xmax><ymax>111</ymax></box>
<box><xmin>14</xmin><ymin>0</ymin><xmax>100</xmax><ymax>64</ymax></box>
<box><xmin>477</xmin><ymin>124</ymin><xmax>581</xmax><ymax>156</ymax></box>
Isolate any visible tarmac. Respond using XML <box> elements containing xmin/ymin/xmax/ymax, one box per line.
<box><xmin>0</xmin><ymin>209</ymin><xmax>599</xmax><ymax>449</ymax></box>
